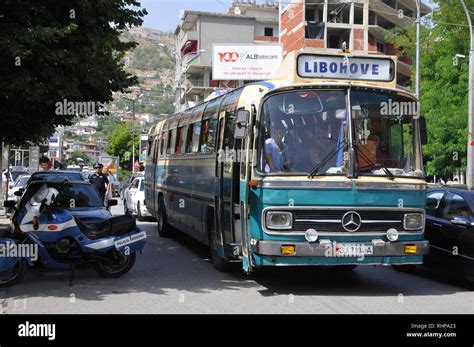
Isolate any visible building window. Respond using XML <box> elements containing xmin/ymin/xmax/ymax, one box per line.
<box><xmin>377</xmin><ymin>40</ymin><xmax>386</xmax><ymax>54</ymax></box>
<box><xmin>327</xmin><ymin>28</ymin><xmax>351</xmax><ymax>49</ymax></box>
<box><xmin>264</xmin><ymin>27</ymin><xmax>274</xmax><ymax>37</ymax></box>
<box><xmin>354</xmin><ymin>5</ymin><xmax>364</xmax><ymax>25</ymax></box>
<box><xmin>327</xmin><ymin>2</ymin><xmax>350</xmax><ymax>24</ymax></box>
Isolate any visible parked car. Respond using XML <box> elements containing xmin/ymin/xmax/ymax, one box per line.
<box><xmin>7</xmin><ymin>167</ymin><xmax>29</xmax><ymax>189</ymax></box>
<box><xmin>8</xmin><ymin>180</ymin><xmax>118</xmax><ymax>232</ymax></box>
<box><xmin>6</xmin><ymin>174</ymin><xmax>30</xmax><ymax>213</ymax></box>
<box><xmin>123</xmin><ymin>177</ymin><xmax>152</xmax><ymax>221</ymax></box>
<box><xmin>120</xmin><ymin>172</ymin><xmax>144</xmax><ymax>199</ymax></box>
<box><xmin>107</xmin><ymin>172</ymin><xmax>120</xmax><ymax>198</ymax></box>
<box><xmin>425</xmin><ymin>188</ymin><xmax>474</xmax><ymax>284</ymax></box>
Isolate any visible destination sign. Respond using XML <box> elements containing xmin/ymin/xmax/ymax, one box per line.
<box><xmin>297</xmin><ymin>54</ymin><xmax>394</xmax><ymax>82</ymax></box>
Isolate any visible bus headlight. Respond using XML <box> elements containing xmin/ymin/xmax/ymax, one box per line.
<box><xmin>266</xmin><ymin>211</ymin><xmax>293</xmax><ymax>230</ymax></box>
<box><xmin>386</xmin><ymin>228</ymin><xmax>399</xmax><ymax>242</ymax></box>
<box><xmin>404</xmin><ymin>213</ymin><xmax>424</xmax><ymax>230</ymax></box>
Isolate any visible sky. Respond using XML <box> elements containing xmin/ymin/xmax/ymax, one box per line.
<box><xmin>141</xmin><ymin>0</ymin><xmax>437</xmax><ymax>32</ymax></box>
<box><xmin>140</xmin><ymin>0</ymin><xmax>231</xmax><ymax>32</ymax></box>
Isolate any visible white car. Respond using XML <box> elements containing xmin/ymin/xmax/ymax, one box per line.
<box><xmin>6</xmin><ymin>174</ymin><xmax>31</xmax><ymax>212</ymax></box>
<box><xmin>123</xmin><ymin>177</ymin><xmax>153</xmax><ymax>221</ymax></box>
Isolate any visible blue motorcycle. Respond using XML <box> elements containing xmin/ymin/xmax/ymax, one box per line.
<box><xmin>0</xmin><ymin>184</ymin><xmax>146</xmax><ymax>287</ymax></box>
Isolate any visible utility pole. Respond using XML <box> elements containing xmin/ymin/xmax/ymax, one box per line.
<box><xmin>122</xmin><ymin>93</ymin><xmax>143</xmax><ymax>173</ymax></box>
<box><xmin>415</xmin><ymin>0</ymin><xmax>421</xmax><ymax>101</ymax></box>
<box><xmin>461</xmin><ymin>0</ymin><xmax>474</xmax><ymax>190</ymax></box>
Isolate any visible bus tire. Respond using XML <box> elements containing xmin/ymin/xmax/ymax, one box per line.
<box><xmin>157</xmin><ymin>196</ymin><xmax>172</xmax><ymax>237</ymax></box>
<box><xmin>392</xmin><ymin>264</ymin><xmax>416</xmax><ymax>274</ymax></box>
<box><xmin>208</xmin><ymin>212</ymin><xmax>233</xmax><ymax>272</ymax></box>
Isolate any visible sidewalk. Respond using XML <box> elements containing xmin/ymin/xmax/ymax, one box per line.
<box><xmin>0</xmin><ymin>205</ymin><xmax>11</xmax><ymax>233</ymax></box>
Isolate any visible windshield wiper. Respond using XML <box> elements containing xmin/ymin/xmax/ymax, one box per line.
<box><xmin>308</xmin><ymin>138</ymin><xmax>347</xmax><ymax>179</ymax></box>
<box><xmin>355</xmin><ymin>147</ymin><xmax>394</xmax><ymax>180</ymax></box>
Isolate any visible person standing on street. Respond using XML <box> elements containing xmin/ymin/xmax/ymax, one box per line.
<box><xmin>89</xmin><ymin>163</ymin><xmax>109</xmax><ymax>203</ymax></box>
<box><xmin>2</xmin><ymin>169</ymin><xmax>9</xmax><ymax>200</ymax></box>
<box><xmin>103</xmin><ymin>165</ymin><xmax>114</xmax><ymax>210</ymax></box>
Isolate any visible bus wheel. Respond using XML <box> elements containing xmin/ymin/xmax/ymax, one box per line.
<box><xmin>392</xmin><ymin>264</ymin><xmax>416</xmax><ymax>274</ymax></box>
<box><xmin>208</xmin><ymin>214</ymin><xmax>234</xmax><ymax>272</ymax></box>
<box><xmin>157</xmin><ymin>196</ymin><xmax>172</xmax><ymax>238</ymax></box>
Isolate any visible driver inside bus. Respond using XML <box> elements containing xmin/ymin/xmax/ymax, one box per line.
<box><xmin>264</xmin><ymin>122</ymin><xmax>289</xmax><ymax>173</ymax></box>
<box><xmin>357</xmin><ymin>134</ymin><xmax>394</xmax><ymax>170</ymax></box>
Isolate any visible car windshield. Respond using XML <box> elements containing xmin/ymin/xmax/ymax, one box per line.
<box><xmin>140</xmin><ymin>180</ymin><xmax>144</xmax><ymax>191</ymax></box>
<box><xmin>30</xmin><ymin>172</ymin><xmax>83</xmax><ymax>182</ymax></box>
<box><xmin>11</xmin><ymin>171</ymin><xmax>26</xmax><ymax>181</ymax></box>
<box><xmin>21</xmin><ymin>183</ymin><xmax>104</xmax><ymax>209</ymax></box>
<box><xmin>15</xmin><ymin>176</ymin><xmax>30</xmax><ymax>188</ymax></box>
<box><xmin>259</xmin><ymin>90</ymin><xmax>348</xmax><ymax>175</ymax></box>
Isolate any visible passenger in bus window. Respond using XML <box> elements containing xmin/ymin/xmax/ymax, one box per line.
<box><xmin>200</xmin><ymin>120</ymin><xmax>210</xmax><ymax>153</ymax></box>
<box><xmin>176</xmin><ymin>127</ymin><xmax>185</xmax><ymax>155</ymax></box>
<box><xmin>264</xmin><ymin>123</ymin><xmax>289</xmax><ymax>173</ymax></box>
<box><xmin>292</xmin><ymin>127</ymin><xmax>321</xmax><ymax>172</ymax></box>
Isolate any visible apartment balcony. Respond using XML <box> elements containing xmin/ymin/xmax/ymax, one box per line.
<box><xmin>184</xmin><ymin>78</ymin><xmax>214</xmax><ymax>95</ymax></box>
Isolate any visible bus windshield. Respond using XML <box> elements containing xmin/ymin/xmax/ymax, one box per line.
<box><xmin>351</xmin><ymin>90</ymin><xmax>423</xmax><ymax>177</ymax></box>
<box><xmin>259</xmin><ymin>88</ymin><xmax>423</xmax><ymax>177</ymax></box>
<box><xmin>259</xmin><ymin>89</ymin><xmax>348</xmax><ymax>175</ymax></box>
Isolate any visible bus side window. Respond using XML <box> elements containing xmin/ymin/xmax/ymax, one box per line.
<box><xmin>191</xmin><ymin>121</ymin><xmax>201</xmax><ymax>153</ymax></box>
<box><xmin>160</xmin><ymin>131</ymin><xmax>168</xmax><ymax>156</ymax></box>
<box><xmin>200</xmin><ymin>116</ymin><xmax>217</xmax><ymax>153</ymax></box>
<box><xmin>175</xmin><ymin>127</ymin><xmax>183</xmax><ymax>155</ymax></box>
<box><xmin>169</xmin><ymin>129</ymin><xmax>177</xmax><ymax>155</ymax></box>
<box><xmin>186</xmin><ymin>124</ymin><xmax>194</xmax><ymax>154</ymax></box>
<box><xmin>153</xmin><ymin>135</ymin><xmax>159</xmax><ymax>162</ymax></box>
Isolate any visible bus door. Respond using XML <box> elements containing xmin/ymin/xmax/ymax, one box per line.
<box><xmin>234</xmin><ymin>106</ymin><xmax>254</xmax><ymax>272</ymax></box>
<box><xmin>216</xmin><ymin>110</ymin><xmax>239</xmax><ymax>259</ymax></box>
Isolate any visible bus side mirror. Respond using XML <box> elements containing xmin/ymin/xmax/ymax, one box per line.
<box><xmin>234</xmin><ymin>110</ymin><xmax>249</xmax><ymax>139</ymax></box>
<box><xmin>420</xmin><ymin>116</ymin><xmax>428</xmax><ymax>145</ymax></box>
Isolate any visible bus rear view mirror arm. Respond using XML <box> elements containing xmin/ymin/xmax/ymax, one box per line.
<box><xmin>419</xmin><ymin>116</ymin><xmax>428</xmax><ymax>145</ymax></box>
<box><xmin>235</xmin><ymin>110</ymin><xmax>250</xmax><ymax>139</ymax></box>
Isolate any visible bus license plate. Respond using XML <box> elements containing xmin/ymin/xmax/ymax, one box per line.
<box><xmin>336</xmin><ymin>244</ymin><xmax>374</xmax><ymax>256</ymax></box>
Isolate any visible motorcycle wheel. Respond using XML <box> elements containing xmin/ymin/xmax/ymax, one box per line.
<box><xmin>0</xmin><ymin>259</ymin><xmax>27</xmax><ymax>287</ymax></box>
<box><xmin>94</xmin><ymin>252</ymin><xmax>136</xmax><ymax>278</ymax></box>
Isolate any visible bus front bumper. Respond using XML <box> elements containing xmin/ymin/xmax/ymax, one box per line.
<box><xmin>252</xmin><ymin>240</ymin><xmax>430</xmax><ymax>258</ymax></box>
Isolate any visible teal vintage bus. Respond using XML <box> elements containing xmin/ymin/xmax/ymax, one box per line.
<box><xmin>145</xmin><ymin>51</ymin><xmax>429</xmax><ymax>273</ymax></box>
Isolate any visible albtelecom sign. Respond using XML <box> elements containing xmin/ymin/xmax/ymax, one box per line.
<box><xmin>212</xmin><ymin>44</ymin><xmax>283</xmax><ymax>80</ymax></box>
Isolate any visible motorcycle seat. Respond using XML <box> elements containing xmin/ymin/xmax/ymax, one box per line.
<box><xmin>75</xmin><ymin>215</ymin><xmax>136</xmax><ymax>240</ymax></box>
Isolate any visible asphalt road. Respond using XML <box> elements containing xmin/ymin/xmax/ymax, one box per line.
<box><xmin>1</xmin><ymin>201</ymin><xmax>473</xmax><ymax>314</ymax></box>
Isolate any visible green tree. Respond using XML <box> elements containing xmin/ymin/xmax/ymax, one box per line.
<box><xmin>67</xmin><ymin>150</ymin><xmax>93</xmax><ymax>166</ymax></box>
<box><xmin>386</xmin><ymin>1</ymin><xmax>471</xmax><ymax>176</ymax></box>
<box><xmin>106</xmin><ymin>122</ymin><xmax>138</xmax><ymax>170</ymax></box>
<box><xmin>0</xmin><ymin>0</ymin><xmax>147</xmax><ymax>144</ymax></box>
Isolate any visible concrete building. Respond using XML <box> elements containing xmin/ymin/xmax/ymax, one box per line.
<box><xmin>174</xmin><ymin>1</ymin><xmax>280</xmax><ymax>111</ymax></box>
<box><xmin>280</xmin><ymin>0</ymin><xmax>430</xmax><ymax>87</ymax></box>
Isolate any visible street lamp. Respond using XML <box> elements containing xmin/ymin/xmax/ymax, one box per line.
<box><xmin>460</xmin><ymin>0</ymin><xmax>474</xmax><ymax>190</ymax></box>
<box><xmin>121</xmin><ymin>93</ymin><xmax>143</xmax><ymax>173</ymax></box>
